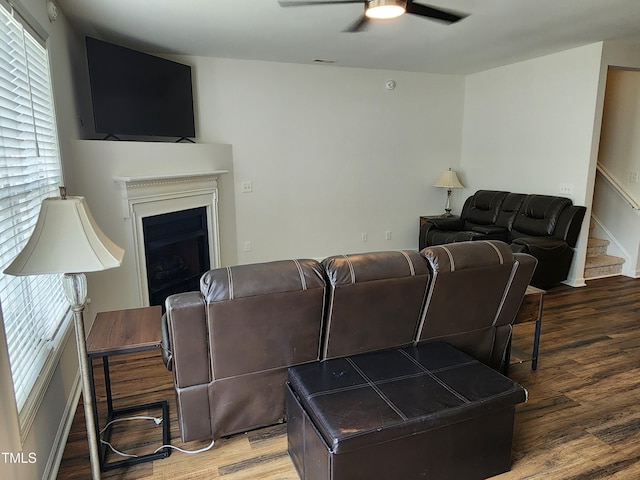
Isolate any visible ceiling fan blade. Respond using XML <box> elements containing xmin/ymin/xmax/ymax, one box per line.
<box><xmin>344</xmin><ymin>14</ymin><xmax>370</xmax><ymax>32</ymax></box>
<box><xmin>278</xmin><ymin>1</ymin><xmax>363</xmax><ymax>6</ymax></box>
<box><xmin>405</xmin><ymin>1</ymin><xmax>468</xmax><ymax>24</ymax></box>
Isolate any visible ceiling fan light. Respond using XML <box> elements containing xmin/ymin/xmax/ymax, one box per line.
<box><xmin>365</xmin><ymin>0</ymin><xmax>406</xmax><ymax>20</ymax></box>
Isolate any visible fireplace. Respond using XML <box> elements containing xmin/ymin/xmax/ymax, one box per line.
<box><xmin>143</xmin><ymin>207</ymin><xmax>210</xmax><ymax>308</ymax></box>
<box><xmin>114</xmin><ymin>170</ymin><xmax>225</xmax><ymax>307</ymax></box>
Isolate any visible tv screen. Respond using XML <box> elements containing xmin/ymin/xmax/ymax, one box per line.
<box><xmin>86</xmin><ymin>37</ymin><xmax>196</xmax><ymax>139</ymax></box>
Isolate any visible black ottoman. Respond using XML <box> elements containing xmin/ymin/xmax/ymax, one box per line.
<box><xmin>286</xmin><ymin>342</ymin><xmax>526</xmax><ymax>480</ymax></box>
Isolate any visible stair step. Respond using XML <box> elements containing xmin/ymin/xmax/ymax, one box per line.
<box><xmin>584</xmin><ymin>254</ymin><xmax>625</xmax><ymax>279</ymax></box>
<box><xmin>587</xmin><ymin>237</ymin><xmax>610</xmax><ymax>257</ymax></box>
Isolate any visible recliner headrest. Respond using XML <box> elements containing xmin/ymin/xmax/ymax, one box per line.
<box><xmin>322</xmin><ymin>250</ymin><xmax>429</xmax><ymax>287</ymax></box>
<box><xmin>420</xmin><ymin>240</ymin><xmax>515</xmax><ymax>273</ymax></box>
<box><xmin>200</xmin><ymin>259</ymin><xmax>326</xmax><ymax>302</ymax></box>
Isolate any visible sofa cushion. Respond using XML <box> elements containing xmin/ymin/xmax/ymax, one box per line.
<box><xmin>511</xmin><ymin>195</ymin><xmax>571</xmax><ymax>237</ymax></box>
<box><xmin>495</xmin><ymin>193</ymin><xmax>526</xmax><ymax>230</ymax></box>
<box><xmin>321</xmin><ymin>251</ymin><xmax>430</xmax><ymax>360</ymax></box>
<box><xmin>417</xmin><ymin>240</ymin><xmax>521</xmax><ymax>369</ymax></box>
<box><xmin>464</xmin><ymin>190</ymin><xmax>509</xmax><ymax>227</ymax></box>
<box><xmin>201</xmin><ymin>258</ymin><xmax>326</xmax><ymax>301</ymax></box>
<box><xmin>201</xmin><ymin>259</ymin><xmax>327</xmax><ymax>379</ymax></box>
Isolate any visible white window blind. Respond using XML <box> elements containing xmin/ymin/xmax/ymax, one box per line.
<box><xmin>0</xmin><ymin>4</ymin><xmax>67</xmax><ymax>415</ymax></box>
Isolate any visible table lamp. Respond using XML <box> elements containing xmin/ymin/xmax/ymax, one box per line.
<box><xmin>433</xmin><ymin>168</ymin><xmax>464</xmax><ymax>217</ymax></box>
<box><xmin>4</xmin><ymin>187</ymin><xmax>124</xmax><ymax>480</ymax></box>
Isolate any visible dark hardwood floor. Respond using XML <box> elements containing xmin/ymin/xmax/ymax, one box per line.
<box><xmin>57</xmin><ymin>276</ymin><xmax>640</xmax><ymax>479</ymax></box>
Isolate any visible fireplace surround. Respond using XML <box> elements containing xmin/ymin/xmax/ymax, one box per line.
<box><xmin>114</xmin><ymin>171</ymin><xmax>226</xmax><ymax>306</ymax></box>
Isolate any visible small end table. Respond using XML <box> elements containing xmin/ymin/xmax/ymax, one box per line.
<box><xmin>509</xmin><ymin>285</ymin><xmax>545</xmax><ymax>373</ymax></box>
<box><xmin>86</xmin><ymin>305</ymin><xmax>170</xmax><ymax>471</ymax></box>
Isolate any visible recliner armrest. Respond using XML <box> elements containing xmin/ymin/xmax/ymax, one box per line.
<box><xmin>512</xmin><ymin>236</ymin><xmax>568</xmax><ymax>260</ymax></box>
<box><xmin>472</xmin><ymin>225</ymin><xmax>507</xmax><ymax>235</ymax></box>
<box><xmin>428</xmin><ymin>217</ymin><xmax>464</xmax><ymax>231</ymax></box>
<box><xmin>165</xmin><ymin>291</ymin><xmax>210</xmax><ymax>389</ymax></box>
<box><xmin>554</xmin><ymin>205</ymin><xmax>587</xmax><ymax>247</ymax></box>
<box><xmin>161</xmin><ymin>313</ymin><xmax>172</xmax><ymax>371</ymax></box>
<box><xmin>512</xmin><ymin>236</ymin><xmax>566</xmax><ymax>248</ymax></box>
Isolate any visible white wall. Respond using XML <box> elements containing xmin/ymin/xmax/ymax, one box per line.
<box><xmin>461</xmin><ymin>43</ymin><xmax>606</xmax><ymax>286</ymax></box>
<box><xmin>0</xmin><ymin>1</ymin><xmax>84</xmax><ymax>480</ymax></box>
<box><xmin>187</xmin><ymin>57</ymin><xmax>466</xmax><ymax>262</ymax></box>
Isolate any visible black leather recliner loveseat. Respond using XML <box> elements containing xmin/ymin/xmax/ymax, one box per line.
<box><xmin>419</xmin><ymin>190</ymin><xmax>586</xmax><ymax>289</ymax></box>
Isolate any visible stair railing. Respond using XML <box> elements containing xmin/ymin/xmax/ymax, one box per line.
<box><xmin>596</xmin><ymin>163</ymin><xmax>640</xmax><ymax>210</ymax></box>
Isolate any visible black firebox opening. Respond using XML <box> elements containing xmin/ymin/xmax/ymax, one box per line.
<box><xmin>142</xmin><ymin>207</ymin><xmax>210</xmax><ymax>309</ymax></box>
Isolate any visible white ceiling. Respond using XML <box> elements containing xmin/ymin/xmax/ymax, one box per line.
<box><xmin>55</xmin><ymin>0</ymin><xmax>640</xmax><ymax>74</ymax></box>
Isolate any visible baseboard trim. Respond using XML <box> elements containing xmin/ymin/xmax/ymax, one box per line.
<box><xmin>44</xmin><ymin>370</ymin><xmax>81</xmax><ymax>480</ymax></box>
<box><xmin>562</xmin><ymin>276</ymin><xmax>587</xmax><ymax>288</ymax></box>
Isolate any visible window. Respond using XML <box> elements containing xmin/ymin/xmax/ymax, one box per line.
<box><xmin>0</xmin><ymin>2</ymin><xmax>68</xmax><ymax>431</ymax></box>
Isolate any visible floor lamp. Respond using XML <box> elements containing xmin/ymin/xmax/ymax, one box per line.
<box><xmin>4</xmin><ymin>188</ymin><xmax>124</xmax><ymax>480</ymax></box>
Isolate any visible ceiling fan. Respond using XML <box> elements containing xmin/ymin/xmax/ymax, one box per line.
<box><xmin>278</xmin><ymin>0</ymin><xmax>468</xmax><ymax>32</ymax></box>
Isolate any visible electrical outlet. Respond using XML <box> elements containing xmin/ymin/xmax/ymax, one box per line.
<box><xmin>241</xmin><ymin>181</ymin><xmax>253</xmax><ymax>193</ymax></box>
<box><xmin>361</xmin><ymin>233</ymin><xmax>368</xmax><ymax>243</ymax></box>
<box><xmin>559</xmin><ymin>184</ymin><xmax>573</xmax><ymax>195</ymax></box>
<box><xmin>630</xmin><ymin>172</ymin><xmax>639</xmax><ymax>184</ymax></box>
<box><xmin>385</xmin><ymin>231</ymin><xmax>392</xmax><ymax>240</ymax></box>
<box><xmin>243</xmin><ymin>241</ymin><xmax>251</xmax><ymax>252</ymax></box>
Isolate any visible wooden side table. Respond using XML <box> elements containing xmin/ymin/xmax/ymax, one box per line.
<box><xmin>86</xmin><ymin>305</ymin><xmax>170</xmax><ymax>471</ymax></box>
<box><xmin>509</xmin><ymin>286</ymin><xmax>545</xmax><ymax>371</ymax></box>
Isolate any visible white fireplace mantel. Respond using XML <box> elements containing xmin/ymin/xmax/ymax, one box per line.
<box><xmin>114</xmin><ymin>169</ymin><xmax>228</xmax><ymax>306</ymax></box>
<box><xmin>114</xmin><ymin>170</ymin><xmax>228</xmax><ymax>219</ymax></box>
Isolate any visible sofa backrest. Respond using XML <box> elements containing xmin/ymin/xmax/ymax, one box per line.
<box><xmin>416</xmin><ymin>240</ymin><xmax>534</xmax><ymax>370</ymax></box>
<box><xmin>321</xmin><ymin>250</ymin><xmax>430</xmax><ymax>360</ymax></box>
<box><xmin>495</xmin><ymin>192</ymin><xmax>526</xmax><ymax>230</ymax></box>
<box><xmin>200</xmin><ymin>259</ymin><xmax>327</xmax><ymax>380</ymax></box>
<box><xmin>510</xmin><ymin>194</ymin><xmax>572</xmax><ymax>240</ymax></box>
<box><xmin>462</xmin><ymin>190</ymin><xmax>509</xmax><ymax>228</ymax></box>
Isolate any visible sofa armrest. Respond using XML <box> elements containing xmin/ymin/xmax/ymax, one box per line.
<box><xmin>165</xmin><ymin>291</ymin><xmax>210</xmax><ymax>389</ymax></box>
<box><xmin>428</xmin><ymin>217</ymin><xmax>465</xmax><ymax>231</ymax></box>
<box><xmin>554</xmin><ymin>205</ymin><xmax>587</xmax><ymax>247</ymax></box>
<box><xmin>160</xmin><ymin>313</ymin><xmax>172</xmax><ymax>371</ymax></box>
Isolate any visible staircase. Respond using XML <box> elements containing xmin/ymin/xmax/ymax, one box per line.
<box><xmin>584</xmin><ymin>224</ymin><xmax>625</xmax><ymax>279</ymax></box>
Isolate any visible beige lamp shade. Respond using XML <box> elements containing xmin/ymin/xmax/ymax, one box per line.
<box><xmin>434</xmin><ymin>168</ymin><xmax>464</xmax><ymax>189</ymax></box>
<box><xmin>4</xmin><ymin>196</ymin><xmax>124</xmax><ymax>276</ymax></box>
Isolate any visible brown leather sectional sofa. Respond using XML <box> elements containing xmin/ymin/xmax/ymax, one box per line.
<box><xmin>162</xmin><ymin>240</ymin><xmax>536</xmax><ymax>443</ymax></box>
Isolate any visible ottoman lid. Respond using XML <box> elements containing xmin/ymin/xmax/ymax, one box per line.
<box><xmin>287</xmin><ymin>342</ymin><xmax>527</xmax><ymax>454</ymax></box>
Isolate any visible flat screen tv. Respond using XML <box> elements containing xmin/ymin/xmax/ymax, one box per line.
<box><xmin>86</xmin><ymin>37</ymin><xmax>196</xmax><ymax>139</ymax></box>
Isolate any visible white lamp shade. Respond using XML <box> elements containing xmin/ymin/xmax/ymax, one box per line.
<box><xmin>434</xmin><ymin>169</ymin><xmax>464</xmax><ymax>189</ymax></box>
<box><xmin>4</xmin><ymin>196</ymin><xmax>124</xmax><ymax>276</ymax></box>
